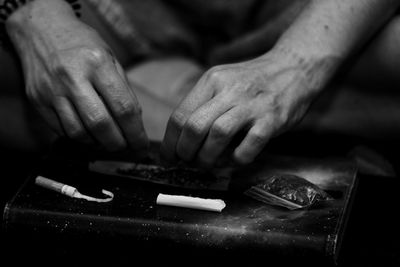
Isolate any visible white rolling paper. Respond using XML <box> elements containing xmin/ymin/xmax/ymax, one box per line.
<box><xmin>156</xmin><ymin>193</ymin><xmax>226</xmax><ymax>212</ymax></box>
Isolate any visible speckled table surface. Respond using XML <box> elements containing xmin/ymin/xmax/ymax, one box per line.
<box><xmin>3</xmin><ymin>140</ymin><xmax>359</xmax><ymax>266</ymax></box>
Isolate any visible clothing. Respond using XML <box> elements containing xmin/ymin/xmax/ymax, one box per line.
<box><xmin>85</xmin><ymin>0</ymin><xmax>309</xmax><ymax>66</ymax></box>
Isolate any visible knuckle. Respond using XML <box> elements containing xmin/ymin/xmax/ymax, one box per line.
<box><xmin>249</xmin><ymin>131</ymin><xmax>267</xmax><ymax>146</ymax></box>
<box><xmin>49</xmin><ymin>53</ymin><xmax>73</xmax><ymax>76</ymax></box>
<box><xmin>169</xmin><ymin>110</ymin><xmax>186</xmax><ymax>129</ymax></box>
<box><xmin>49</xmin><ymin>46</ymin><xmax>109</xmax><ymax>77</ymax></box>
<box><xmin>86</xmin><ymin>112</ymin><xmax>111</xmax><ymax>131</ymax></box>
<box><xmin>206</xmin><ymin>66</ymin><xmax>226</xmax><ymax>84</ymax></box>
<box><xmin>277</xmin><ymin>114</ymin><xmax>289</xmax><ymax>129</ymax></box>
<box><xmin>210</xmin><ymin>122</ymin><xmax>232</xmax><ymax>140</ymax></box>
<box><xmin>52</xmin><ymin>60</ymin><xmax>72</xmax><ymax>79</ymax></box>
<box><xmin>184</xmin><ymin>119</ymin><xmax>205</xmax><ymax>137</ymax></box>
<box><xmin>49</xmin><ymin>58</ymin><xmax>78</xmax><ymax>86</ymax></box>
<box><xmin>83</xmin><ymin>47</ymin><xmax>108</xmax><ymax>66</ymax></box>
<box><xmin>114</xmin><ymin>99</ymin><xmax>140</xmax><ymax>119</ymax></box>
<box><xmin>51</xmin><ymin>62</ymin><xmax>70</xmax><ymax>78</ymax></box>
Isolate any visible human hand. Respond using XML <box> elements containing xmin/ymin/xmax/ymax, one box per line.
<box><xmin>161</xmin><ymin>48</ymin><xmax>336</xmax><ymax>167</ymax></box>
<box><xmin>6</xmin><ymin>0</ymin><xmax>148</xmax><ymax>152</ymax></box>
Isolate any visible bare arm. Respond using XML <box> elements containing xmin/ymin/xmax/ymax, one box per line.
<box><xmin>162</xmin><ymin>0</ymin><xmax>400</xmax><ymax>166</ymax></box>
<box><xmin>4</xmin><ymin>0</ymin><xmax>149</xmax><ymax>152</ymax></box>
<box><xmin>275</xmin><ymin>0</ymin><xmax>400</xmax><ymax>68</ymax></box>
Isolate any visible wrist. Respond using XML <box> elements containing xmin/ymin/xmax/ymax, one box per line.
<box><xmin>5</xmin><ymin>0</ymin><xmax>77</xmax><ymax>25</ymax></box>
<box><xmin>267</xmin><ymin>44</ymin><xmax>341</xmax><ymax>93</ymax></box>
<box><xmin>5</xmin><ymin>0</ymin><xmax>78</xmax><ymax>51</ymax></box>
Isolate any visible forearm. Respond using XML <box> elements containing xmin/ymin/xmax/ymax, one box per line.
<box><xmin>270</xmin><ymin>0</ymin><xmax>400</xmax><ymax>75</ymax></box>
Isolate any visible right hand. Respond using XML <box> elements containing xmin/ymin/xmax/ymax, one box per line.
<box><xmin>6</xmin><ymin>0</ymin><xmax>148</xmax><ymax>152</ymax></box>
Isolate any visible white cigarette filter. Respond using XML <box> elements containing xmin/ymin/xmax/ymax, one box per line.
<box><xmin>156</xmin><ymin>193</ymin><xmax>226</xmax><ymax>212</ymax></box>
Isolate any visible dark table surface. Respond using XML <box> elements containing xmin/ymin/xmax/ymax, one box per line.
<box><xmin>1</xmin><ymin>133</ymin><xmax>399</xmax><ymax>266</ymax></box>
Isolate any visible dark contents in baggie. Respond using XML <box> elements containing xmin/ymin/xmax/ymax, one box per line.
<box><xmin>244</xmin><ymin>174</ymin><xmax>332</xmax><ymax>210</ymax></box>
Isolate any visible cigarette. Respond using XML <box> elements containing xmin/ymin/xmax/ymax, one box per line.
<box><xmin>156</xmin><ymin>193</ymin><xmax>226</xmax><ymax>212</ymax></box>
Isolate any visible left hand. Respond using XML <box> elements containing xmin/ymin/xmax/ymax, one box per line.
<box><xmin>161</xmin><ymin>48</ymin><xmax>334</xmax><ymax>167</ymax></box>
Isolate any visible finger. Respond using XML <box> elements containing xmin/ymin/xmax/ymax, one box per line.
<box><xmin>35</xmin><ymin>106</ymin><xmax>64</xmax><ymax>137</ymax></box>
<box><xmin>176</xmin><ymin>92</ymin><xmax>234</xmax><ymax>162</ymax></box>
<box><xmin>233</xmin><ymin>120</ymin><xmax>272</xmax><ymax>165</ymax></box>
<box><xmin>195</xmin><ymin>107</ymin><xmax>250</xmax><ymax>168</ymax></box>
<box><xmin>71</xmin><ymin>81</ymin><xmax>127</xmax><ymax>151</ymax></box>
<box><xmin>115</xmin><ymin>60</ymin><xmax>149</xmax><ymax>153</ymax></box>
<box><xmin>53</xmin><ymin>96</ymin><xmax>95</xmax><ymax>145</ymax></box>
<box><xmin>161</xmin><ymin>77</ymin><xmax>214</xmax><ymax>161</ymax></box>
<box><xmin>92</xmin><ymin>60</ymin><xmax>149</xmax><ymax>152</ymax></box>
